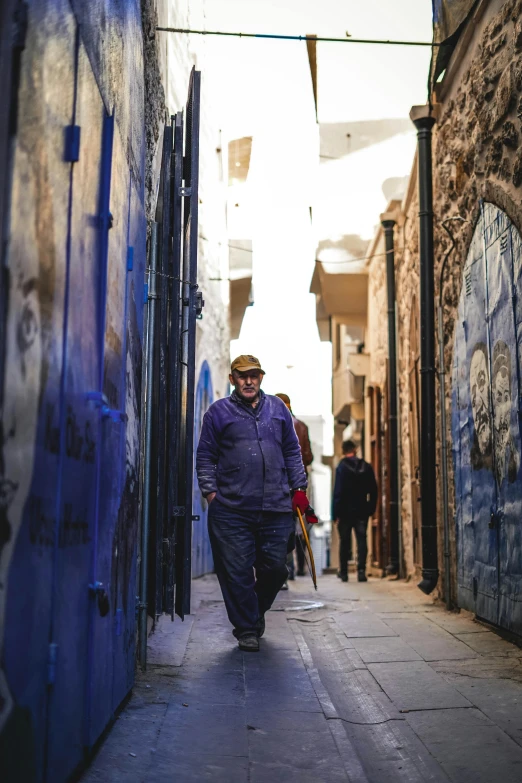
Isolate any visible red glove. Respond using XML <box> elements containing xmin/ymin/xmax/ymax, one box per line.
<box><xmin>305</xmin><ymin>505</ymin><xmax>318</xmax><ymax>525</ymax></box>
<box><xmin>292</xmin><ymin>490</ymin><xmax>309</xmax><ymax>514</ymax></box>
<box><xmin>292</xmin><ymin>490</ymin><xmax>319</xmax><ymax>525</ymax></box>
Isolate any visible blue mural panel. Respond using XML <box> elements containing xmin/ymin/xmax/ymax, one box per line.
<box><xmin>45</xmin><ymin>40</ymin><xmax>106</xmax><ymax>780</ymax></box>
<box><xmin>192</xmin><ymin>361</ymin><xmax>214</xmax><ymax>578</ymax></box>
<box><xmin>0</xmin><ymin>0</ymin><xmax>146</xmax><ymax>779</ymax></box>
<box><xmin>453</xmin><ymin>202</ymin><xmax>522</xmax><ymax>634</ymax></box>
<box><xmin>0</xmin><ymin>1</ymin><xmax>77</xmax><ymax>777</ymax></box>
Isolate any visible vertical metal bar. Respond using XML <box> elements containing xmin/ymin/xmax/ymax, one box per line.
<box><xmin>85</xmin><ymin>111</ymin><xmax>115</xmax><ymax>748</ymax></box>
<box><xmin>139</xmin><ymin>222</ymin><xmax>158</xmax><ymax>670</ymax></box>
<box><xmin>166</xmin><ymin>112</ymin><xmax>183</xmax><ymax>618</ymax></box>
<box><xmin>182</xmin><ymin>70</ymin><xmax>201</xmax><ymax>617</ymax></box>
<box><xmin>175</xmin><ymin>69</ymin><xmax>201</xmax><ymax>619</ymax></box>
<box><xmin>155</xmin><ymin>124</ymin><xmax>173</xmax><ymax>615</ymax></box>
<box><xmin>411</xmin><ymin>108</ymin><xmax>439</xmax><ymax>595</ymax></box>
<box><xmin>381</xmin><ymin>218</ymin><xmax>399</xmax><ymax>576</ymax></box>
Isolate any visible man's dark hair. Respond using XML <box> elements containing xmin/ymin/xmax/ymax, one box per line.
<box><xmin>342</xmin><ymin>439</ymin><xmax>357</xmax><ymax>454</ymax></box>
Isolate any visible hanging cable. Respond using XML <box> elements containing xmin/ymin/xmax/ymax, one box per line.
<box><xmin>156</xmin><ymin>27</ymin><xmax>439</xmax><ymax>48</ymax></box>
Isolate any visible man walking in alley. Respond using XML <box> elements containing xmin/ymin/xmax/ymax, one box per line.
<box><xmin>196</xmin><ymin>355</ymin><xmax>317</xmax><ymax>652</ymax></box>
<box><xmin>333</xmin><ymin>439</ymin><xmax>377</xmax><ymax>583</ymax></box>
<box><xmin>276</xmin><ymin>393</ymin><xmax>313</xmax><ymax>580</ymax></box>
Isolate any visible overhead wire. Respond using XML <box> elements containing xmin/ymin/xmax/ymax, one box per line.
<box><xmin>156</xmin><ymin>27</ymin><xmax>439</xmax><ymax>48</ymax></box>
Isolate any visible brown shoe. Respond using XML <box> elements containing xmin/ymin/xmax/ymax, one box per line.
<box><xmin>238</xmin><ymin>633</ymin><xmax>259</xmax><ymax>652</ymax></box>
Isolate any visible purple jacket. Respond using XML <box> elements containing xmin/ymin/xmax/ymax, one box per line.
<box><xmin>196</xmin><ymin>391</ymin><xmax>307</xmax><ymax>512</ymax></box>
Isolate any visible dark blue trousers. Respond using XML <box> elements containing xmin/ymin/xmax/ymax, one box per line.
<box><xmin>208</xmin><ymin>500</ymin><xmax>294</xmax><ymax>636</ymax></box>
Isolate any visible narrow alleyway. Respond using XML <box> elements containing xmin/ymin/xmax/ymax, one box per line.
<box><xmin>82</xmin><ymin>574</ymin><xmax>522</xmax><ymax>783</ymax></box>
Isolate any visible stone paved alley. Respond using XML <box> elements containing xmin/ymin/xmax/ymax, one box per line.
<box><xmin>82</xmin><ymin>575</ymin><xmax>522</xmax><ymax>783</ymax></box>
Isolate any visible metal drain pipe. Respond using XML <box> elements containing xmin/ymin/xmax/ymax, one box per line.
<box><xmin>439</xmin><ymin>216</ymin><xmax>467</xmax><ymax>609</ymax></box>
<box><xmin>381</xmin><ymin>213</ymin><xmax>400</xmax><ymax>576</ymax></box>
<box><xmin>411</xmin><ymin>105</ymin><xmax>439</xmax><ymax>595</ymax></box>
<box><xmin>139</xmin><ymin>222</ymin><xmax>159</xmax><ymax>669</ymax></box>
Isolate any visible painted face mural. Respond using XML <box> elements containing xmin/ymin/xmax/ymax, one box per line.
<box><xmin>492</xmin><ymin>340</ymin><xmax>518</xmax><ymax>486</ymax></box>
<box><xmin>469</xmin><ymin>342</ymin><xmax>492</xmax><ymax>470</ymax></box>
<box><xmin>0</xmin><ymin>149</ymin><xmax>43</xmax><ymax>731</ymax></box>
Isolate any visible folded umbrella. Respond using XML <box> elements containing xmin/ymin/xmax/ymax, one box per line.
<box><xmin>296</xmin><ymin>507</ymin><xmax>317</xmax><ymax>590</ymax></box>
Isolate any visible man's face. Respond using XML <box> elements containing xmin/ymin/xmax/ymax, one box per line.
<box><xmin>493</xmin><ymin>368</ymin><xmax>511</xmax><ymax>445</ymax></box>
<box><xmin>230</xmin><ymin>369</ymin><xmax>263</xmax><ymax>403</ymax></box>
<box><xmin>470</xmin><ymin>349</ymin><xmax>490</xmax><ymax>454</ymax></box>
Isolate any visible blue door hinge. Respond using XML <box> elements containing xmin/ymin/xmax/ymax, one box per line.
<box><xmin>86</xmin><ymin>392</ymin><xmax>127</xmax><ymax>423</ymax></box>
<box><xmin>64</xmin><ymin>125</ymin><xmax>81</xmax><ymax>162</ymax></box>
<box><xmin>47</xmin><ymin>643</ymin><xmax>58</xmax><ymax>685</ymax></box>
<box><xmin>127</xmin><ymin>247</ymin><xmax>134</xmax><ymax>272</ymax></box>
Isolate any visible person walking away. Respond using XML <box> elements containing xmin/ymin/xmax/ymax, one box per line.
<box><xmin>276</xmin><ymin>393</ymin><xmax>313</xmax><ymax>579</ymax></box>
<box><xmin>333</xmin><ymin>439</ymin><xmax>377</xmax><ymax>582</ymax></box>
<box><xmin>196</xmin><ymin>355</ymin><xmax>317</xmax><ymax>652</ymax></box>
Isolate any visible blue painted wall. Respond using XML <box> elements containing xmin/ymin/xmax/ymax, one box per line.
<box><xmin>192</xmin><ymin>361</ymin><xmax>214</xmax><ymax>578</ymax></box>
<box><xmin>452</xmin><ymin>202</ymin><xmax>522</xmax><ymax>635</ymax></box>
<box><xmin>0</xmin><ymin>1</ymin><xmax>146</xmax><ymax>779</ymax></box>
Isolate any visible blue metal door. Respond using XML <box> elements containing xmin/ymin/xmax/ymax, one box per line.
<box><xmin>453</xmin><ymin>202</ymin><xmax>522</xmax><ymax>632</ymax></box>
<box><xmin>192</xmin><ymin>361</ymin><xmax>214</xmax><ymax>578</ymax></box>
<box><xmin>45</xmin><ymin>42</ymin><xmax>107</xmax><ymax>780</ymax></box>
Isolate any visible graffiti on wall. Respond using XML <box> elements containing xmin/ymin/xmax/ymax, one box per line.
<box><xmin>453</xmin><ymin>201</ymin><xmax>522</xmax><ymax>634</ymax></box>
<box><xmin>0</xmin><ymin>2</ymin><xmax>146</xmax><ymax>779</ymax></box>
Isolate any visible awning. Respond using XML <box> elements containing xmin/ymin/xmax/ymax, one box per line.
<box><xmin>431</xmin><ymin>0</ymin><xmax>479</xmax><ymax>87</ymax></box>
<box><xmin>310</xmin><ymin>261</ymin><xmax>368</xmax><ymax>333</ymax></box>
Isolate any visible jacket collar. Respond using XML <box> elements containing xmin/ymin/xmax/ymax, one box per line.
<box><xmin>230</xmin><ymin>388</ymin><xmax>265</xmax><ymax>414</ymax></box>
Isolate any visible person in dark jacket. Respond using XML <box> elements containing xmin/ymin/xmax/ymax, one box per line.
<box><xmin>196</xmin><ymin>355</ymin><xmax>317</xmax><ymax>652</ymax></box>
<box><xmin>276</xmin><ymin>393</ymin><xmax>314</xmax><ymax>580</ymax></box>
<box><xmin>333</xmin><ymin>439</ymin><xmax>377</xmax><ymax>583</ymax></box>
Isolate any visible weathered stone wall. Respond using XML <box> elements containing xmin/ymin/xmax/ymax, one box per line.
<box><xmin>396</xmin><ymin>182</ymin><xmax>421</xmax><ymax>579</ymax></box>
<box><xmin>389</xmin><ymin>0</ymin><xmax>522</xmax><ymax>595</ymax></box>
<box><xmin>430</xmin><ymin>0</ymin><xmax>522</xmax><ymax>601</ymax></box>
<box><xmin>367</xmin><ymin>232</ymin><xmax>388</xmax><ymax>389</ymax></box>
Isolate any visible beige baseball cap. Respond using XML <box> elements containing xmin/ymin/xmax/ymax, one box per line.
<box><xmin>230</xmin><ymin>354</ymin><xmax>265</xmax><ymax>374</ymax></box>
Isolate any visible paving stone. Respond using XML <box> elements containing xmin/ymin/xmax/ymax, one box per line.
<box><xmin>245</xmin><ymin>708</ymin><xmax>330</xmax><ymax>733</ymax></box>
<box><xmin>248</xmin><ymin>727</ymin><xmax>348</xmax><ymax>782</ymax></box>
<box><xmin>433</xmin><ymin>655</ymin><xmax>522</xmax><ymax>684</ymax></box>
<box><xmin>367</xmin><ymin>661</ymin><xmax>472</xmax><ymax>711</ymax></box>
<box><xmin>405</xmin><ymin>707</ymin><xmax>522</xmax><ymax>783</ymax></box>
<box><xmin>381</xmin><ymin>615</ymin><xmax>478</xmax><ymax>661</ymax></box>
<box><xmin>151</xmin><ymin>749</ymin><xmax>249</xmax><ymax>782</ymax></box>
<box><xmin>156</xmin><ymin>704</ymin><xmax>248</xmax><ymax>757</ymax></box>
<box><xmin>334</xmin><ymin>610</ymin><xmax>398</xmax><ymax>638</ymax></box>
<box><xmin>422</xmin><ymin>611</ymin><xmax>485</xmax><ymax>635</ymax></box>
<box><xmin>447</xmin><ymin>676</ymin><xmax>522</xmax><ymax>746</ymax></box>
<box><xmin>147</xmin><ymin>613</ymin><xmax>196</xmax><ymax>666</ymax></box>
<box><xmin>351</xmin><ymin>636</ymin><xmax>422</xmax><ymax>663</ymax></box>
<box><xmin>454</xmin><ymin>631</ymin><xmax>522</xmax><ymax>656</ymax></box>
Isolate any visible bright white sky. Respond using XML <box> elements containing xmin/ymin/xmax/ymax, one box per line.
<box><xmin>198</xmin><ymin>1</ymin><xmax>433</xmax><ymax>448</ymax></box>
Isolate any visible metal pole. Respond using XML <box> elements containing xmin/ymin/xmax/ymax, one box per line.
<box><xmin>411</xmin><ymin>106</ymin><xmax>439</xmax><ymax>595</ymax></box>
<box><xmin>139</xmin><ymin>222</ymin><xmax>159</xmax><ymax>670</ymax></box>
<box><xmin>439</xmin><ymin>216</ymin><xmax>467</xmax><ymax>610</ymax></box>
<box><xmin>438</xmin><ymin>305</ymin><xmax>451</xmax><ymax>609</ymax></box>
<box><xmin>381</xmin><ymin>217</ymin><xmax>399</xmax><ymax>576</ymax></box>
